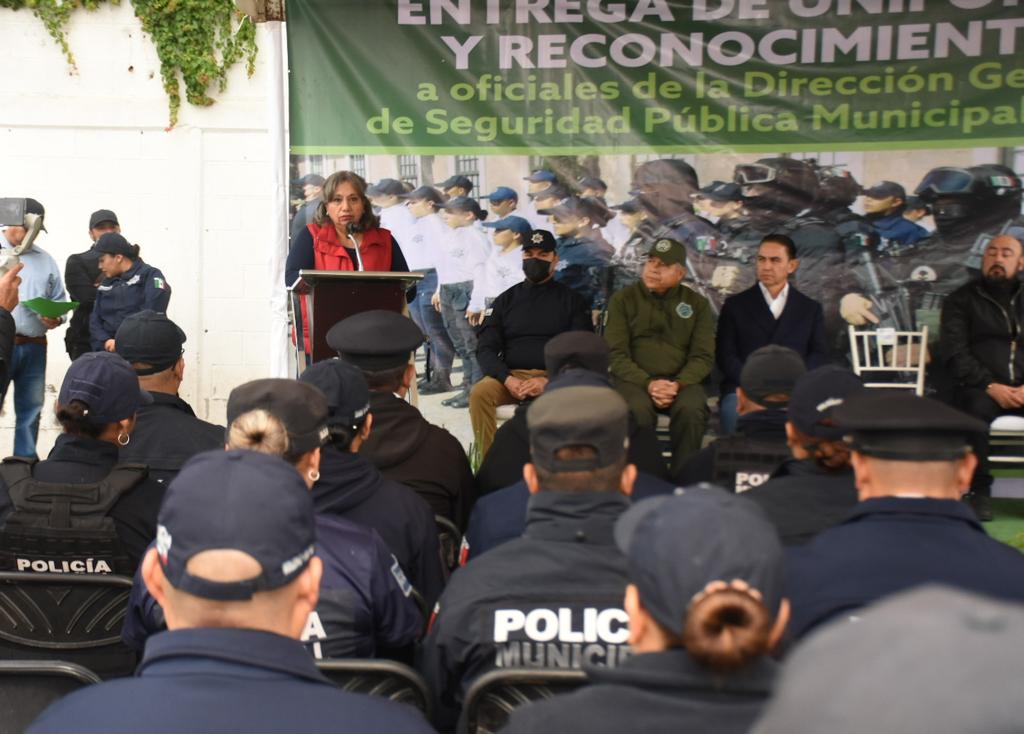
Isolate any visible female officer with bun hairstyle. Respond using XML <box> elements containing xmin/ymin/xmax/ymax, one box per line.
<box><xmin>89</xmin><ymin>233</ymin><xmax>171</xmax><ymax>352</ymax></box>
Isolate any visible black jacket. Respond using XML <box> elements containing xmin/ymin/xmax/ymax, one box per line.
<box><xmin>118</xmin><ymin>392</ymin><xmax>224</xmax><ymax>484</ymax></box>
<box><xmin>502</xmin><ymin>649</ymin><xmax>777</xmax><ymax>734</ymax></box>
<box><xmin>745</xmin><ymin>458</ymin><xmax>858</xmax><ymax>546</ymax></box>
<box><xmin>941</xmin><ymin>278</ymin><xmax>1024</xmax><ymax>388</ymax></box>
<box><xmin>64</xmin><ymin>246</ymin><xmax>102</xmax><ymax>359</ymax></box>
<box><xmin>476</xmin><ymin>404</ymin><xmax>668</xmax><ymax>495</ymax></box>
<box><xmin>716</xmin><ymin>283</ymin><xmax>830</xmax><ymax>395</ymax></box>
<box><xmin>313</xmin><ymin>445</ymin><xmax>446</xmax><ymax>609</ymax></box>
<box><xmin>676</xmin><ymin>408</ymin><xmax>790</xmax><ymax>490</ymax></box>
<box><xmin>0</xmin><ymin>307</ymin><xmax>13</xmax><ymax>385</ymax></box>
<box><xmin>359</xmin><ymin>391</ymin><xmax>476</xmax><ymax>529</ymax></box>
<box><xmin>786</xmin><ymin>497</ymin><xmax>1024</xmax><ymax>640</ymax></box>
<box><xmin>419</xmin><ymin>491</ymin><xmax>630</xmax><ymax>728</ymax></box>
<box><xmin>0</xmin><ymin>434</ymin><xmax>165</xmax><ymax>572</ymax></box>
<box><xmin>476</xmin><ymin>278</ymin><xmax>591</xmax><ymax>382</ymax></box>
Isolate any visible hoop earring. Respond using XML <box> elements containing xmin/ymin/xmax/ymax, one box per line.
<box><xmin>308</xmin><ymin>469</ymin><xmax>320</xmax><ymax>482</ymax></box>
<box><xmin>117</xmin><ymin>432</ymin><xmax>130</xmax><ymax>447</ymax></box>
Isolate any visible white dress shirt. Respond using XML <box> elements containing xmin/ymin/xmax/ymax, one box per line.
<box><xmin>759</xmin><ymin>281</ymin><xmax>789</xmax><ymax>320</ymax></box>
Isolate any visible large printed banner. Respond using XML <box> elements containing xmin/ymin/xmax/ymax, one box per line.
<box><xmin>288</xmin><ymin>0</ymin><xmax>1024</xmax><ymax>154</ymax></box>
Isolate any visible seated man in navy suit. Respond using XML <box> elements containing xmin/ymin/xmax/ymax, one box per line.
<box><xmin>716</xmin><ymin>234</ymin><xmax>830</xmax><ymax>434</ymax></box>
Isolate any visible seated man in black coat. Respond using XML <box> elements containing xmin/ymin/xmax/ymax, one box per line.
<box><xmin>940</xmin><ymin>233</ymin><xmax>1024</xmax><ymax>521</ymax></box>
<box><xmin>115</xmin><ymin>311</ymin><xmax>224</xmax><ymax>484</ymax></box>
<box><xmin>716</xmin><ymin>234</ymin><xmax>829</xmax><ymax>434</ymax></box>
<box><xmin>327</xmin><ymin>310</ymin><xmax>476</xmax><ymax>530</ymax></box>
<box><xmin>677</xmin><ymin>345</ymin><xmax>804</xmax><ymax>491</ymax></box>
<box><xmin>744</xmin><ymin>365</ymin><xmax>864</xmax><ymax>546</ymax></box>
<box><xmin>785</xmin><ymin>391</ymin><xmax>1024</xmax><ymax>641</ymax></box>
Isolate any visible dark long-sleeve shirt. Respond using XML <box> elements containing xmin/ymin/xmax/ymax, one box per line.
<box><xmin>476</xmin><ymin>278</ymin><xmax>591</xmax><ymax>382</ymax></box>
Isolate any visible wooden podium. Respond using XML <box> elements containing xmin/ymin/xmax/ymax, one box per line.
<box><xmin>289</xmin><ymin>270</ymin><xmax>423</xmax><ymax>369</ymax></box>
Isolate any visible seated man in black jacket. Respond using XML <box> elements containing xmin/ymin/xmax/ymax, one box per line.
<box><xmin>940</xmin><ymin>234</ymin><xmax>1024</xmax><ymax>521</ymax></box>
<box><xmin>677</xmin><ymin>345</ymin><xmax>804</xmax><ymax>492</ymax></box>
<box><xmin>470</xmin><ymin>229</ymin><xmax>591</xmax><ymax>457</ymax></box>
<box><xmin>327</xmin><ymin>310</ymin><xmax>476</xmax><ymax>529</ymax></box>
<box><xmin>115</xmin><ymin>311</ymin><xmax>224</xmax><ymax>484</ymax></box>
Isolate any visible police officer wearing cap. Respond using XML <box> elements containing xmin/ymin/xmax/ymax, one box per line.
<box><xmin>0</xmin><ymin>352</ymin><xmax>165</xmax><ymax>579</ymax></box>
<box><xmin>482</xmin><ymin>186</ymin><xmax>519</xmax><ymax>219</ymax></box>
<box><xmin>520</xmin><ymin>170</ymin><xmax>559</xmax><ymax>232</ymax></box>
<box><xmin>122</xmin><ymin>380</ymin><xmax>425</xmax><ymax>662</ymax></box>
<box><xmin>784</xmin><ymin>391</ymin><xmax>1024</xmax><ymax>640</ymax></box>
<box><xmin>606</xmin><ymin>237</ymin><xmax>715</xmax><ymax>476</ymax></box>
<box><xmin>471</xmin><ymin>229</ymin><xmax>591</xmax><ymax>456</ymax></box>
<box><xmin>327</xmin><ymin>309</ymin><xmax>476</xmax><ymax>529</ymax></box>
<box><xmin>114</xmin><ymin>311</ymin><xmax>223</xmax><ymax>484</ymax></box>
<box><xmin>540</xmin><ymin>196</ymin><xmax>615</xmax><ymax>317</ymax></box>
<box><xmin>367</xmin><ymin>178</ymin><xmax>417</xmax><ymax>258</ymax></box>
<box><xmin>28</xmin><ymin>450</ymin><xmax>434</xmax><ymax>734</ymax></box>
<box><xmin>744</xmin><ymin>365</ymin><xmax>864</xmax><ymax>546</ymax></box>
<box><xmin>438</xmin><ymin>174</ymin><xmax>473</xmax><ymax>199</ymax></box>
<box><xmin>399</xmin><ymin>185</ymin><xmax>457</xmax><ymax>394</ymax></box>
<box><xmin>420</xmin><ymin>385</ymin><xmax>636</xmax><ymax>729</ymax></box>
<box><xmin>862</xmin><ymin>180</ymin><xmax>930</xmax><ymax>247</ymax></box>
<box><xmin>90</xmin><ymin>232</ymin><xmax>171</xmax><ymax>352</ymax></box>
<box><xmin>678</xmin><ymin>345</ymin><xmax>805</xmax><ymax>493</ymax></box>
<box><xmin>503</xmin><ymin>489</ymin><xmax>787</xmax><ymax>734</ymax></box>
<box><xmin>65</xmin><ymin>208</ymin><xmax>120</xmax><ymax>360</ymax></box>
<box><xmin>469</xmin><ymin>214</ymin><xmax>529</xmax><ymax>324</ymax></box>
<box><xmin>465</xmin><ymin>333</ymin><xmax>674</xmax><ymax>564</ymax></box>
<box><xmin>288</xmin><ymin>173</ymin><xmax>325</xmax><ymax>244</ymax></box>
<box><xmin>300</xmin><ymin>357</ymin><xmax>447</xmax><ymax>608</ymax></box>
<box><xmin>607</xmin><ymin>198</ymin><xmax>657</xmax><ymax>293</ymax></box>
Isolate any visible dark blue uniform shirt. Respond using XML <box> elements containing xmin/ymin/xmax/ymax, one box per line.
<box><xmin>786</xmin><ymin>496</ymin><xmax>1024</xmax><ymax>640</ymax></box>
<box><xmin>121</xmin><ymin>515</ymin><xmax>423</xmax><ymax>659</ymax></box>
<box><xmin>29</xmin><ymin>627</ymin><xmax>435</xmax><ymax>734</ymax></box>
<box><xmin>90</xmin><ymin>259</ymin><xmax>171</xmax><ymax>350</ymax></box>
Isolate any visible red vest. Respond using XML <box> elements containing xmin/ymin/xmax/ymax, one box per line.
<box><xmin>297</xmin><ymin>224</ymin><xmax>394</xmax><ymax>353</ymax></box>
<box><xmin>308</xmin><ymin>223</ymin><xmax>393</xmax><ymax>271</ymax></box>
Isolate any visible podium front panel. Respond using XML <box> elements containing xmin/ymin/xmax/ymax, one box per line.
<box><xmin>306</xmin><ymin>281</ymin><xmax>406</xmax><ymax>363</ymax></box>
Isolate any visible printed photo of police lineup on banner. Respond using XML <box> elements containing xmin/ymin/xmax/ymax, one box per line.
<box><xmin>287</xmin><ymin>148</ymin><xmax>1022</xmax><ymax>370</ymax></box>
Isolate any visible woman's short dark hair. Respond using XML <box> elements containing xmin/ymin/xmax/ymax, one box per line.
<box><xmin>760</xmin><ymin>233</ymin><xmax>798</xmax><ymax>260</ymax></box>
<box><xmin>314</xmin><ymin>171</ymin><xmax>380</xmax><ymax>231</ymax></box>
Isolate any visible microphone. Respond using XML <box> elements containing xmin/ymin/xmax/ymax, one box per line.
<box><xmin>346</xmin><ymin>221</ymin><xmax>365</xmax><ymax>271</ymax></box>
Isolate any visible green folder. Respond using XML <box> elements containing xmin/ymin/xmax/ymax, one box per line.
<box><xmin>22</xmin><ymin>298</ymin><xmax>78</xmax><ymax>319</ymax></box>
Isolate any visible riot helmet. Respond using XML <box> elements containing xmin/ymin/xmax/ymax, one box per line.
<box><xmin>630</xmin><ymin>159</ymin><xmax>699</xmax><ymax>219</ymax></box>
<box><xmin>915</xmin><ymin>164</ymin><xmax>1022</xmax><ymax>239</ymax></box>
<box><xmin>734</xmin><ymin>157</ymin><xmax>819</xmax><ymax>217</ymax></box>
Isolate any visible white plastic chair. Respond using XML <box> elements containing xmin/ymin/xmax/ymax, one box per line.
<box><xmin>847</xmin><ymin>325</ymin><xmax>929</xmax><ymax>396</ymax></box>
<box><xmin>990</xmin><ymin>414</ymin><xmax>1024</xmax><ymax>466</ymax></box>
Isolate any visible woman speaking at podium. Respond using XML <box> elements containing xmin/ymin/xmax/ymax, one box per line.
<box><xmin>285</xmin><ymin>170</ymin><xmax>409</xmax><ymax>287</ymax></box>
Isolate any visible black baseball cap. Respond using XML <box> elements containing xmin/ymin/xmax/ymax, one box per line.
<box><xmin>647</xmin><ymin>238</ymin><xmax>687</xmax><ymax>267</ymax></box>
<box><xmin>577</xmin><ymin>176</ymin><xmax>607</xmax><ymax>192</ymax></box>
<box><xmin>24</xmin><ymin>198</ymin><xmax>46</xmax><ymax>232</ymax></box>
<box><xmin>366</xmin><ymin>178</ymin><xmax>405</xmax><ymax>197</ymax></box>
<box><xmin>610</xmin><ymin>199</ymin><xmax>644</xmax><ymax>214</ymax></box>
<box><xmin>697</xmin><ymin>181</ymin><xmax>742</xmax><ymax>202</ymax></box>
<box><xmin>438</xmin><ymin>175</ymin><xmax>473</xmax><ymax>192</ymax></box>
<box><xmin>527</xmin><ymin>385</ymin><xmax>629</xmax><ymax>472</ymax></box>
<box><xmin>615</xmin><ymin>489</ymin><xmax>785</xmax><ymax>634</ymax></box>
<box><xmin>538</xmin><ymin>196</ymin><xmax>610</xmax><ymax>224</ymax></box>
<box><xmin>544</xmin><ymin>331</ymin><xmax>610</xmax><ymax>376</ymax></box>
<box><xmin>523</xmin><ymin>229</ymin><xmax>557</xmax><ymax>253</ymax></box>
<box><xmin>326</xmin><ymin>310</ymin><xmax>423</xmax><ymax>371</ymax></box>
<box><xmin>226</xmin><ymin>379</ymin><xmax>329</xmax><ymax>456</ymax></box>
<box><xmin>787</xmin><ymin>366</ymin><xmax>864</xmax><ymax>440</ymax></box>
<box><xmin>863</xmin><ymin>181</ymin><xmax>906</xmax><ymax>200</ymax></box>
<box><xmin>298</xmin><ymin>359</ymin><xmax>372</xmax><ymax>434</ymax></box>
<box><xmin>293</xmin><ymin>174</ymin><xmax>325</xmax><ymax>187</ymax></box>
<box><xmin>89</xmin><ymin>209</ymin><xmax>119</xmax><ymax>229</ymax></box>
<box><xmin>58</xmin><ymin>352</ymin><xmax>152</xmax><ymax>423</ymax></box>
<box><xmin>835</xmin><ymin>391</ymin><xmax>987</xmax><ymax>461</ymax></box>
<box><xmin>155</xmin><ymin>449</ymin><xmax>316</xmax><ymax>601</ymax></box>
<box><xmin>739</xmin><ymin>346</ymin><xmax>806</xmax><ymax>407</ymax></box>
<box><xmin>528</xmin><ymin>183</ymin><xmax>570</xmax><ymax>201</ymax></box>
<box><xmin>94</xmin><ymin>232</ymin><xmax>134</xmax><ymax>256</ymax></box>
<box><xmin>115</xmin><ymin>310</ymin><xmax>186</xmax><ymax>375</ymax></box>
<box><xmin>905</xmin><ymin>195</ymin><xmax>929</xmax><ymax>211</ymax></box>
<box><xmin>398</xmin><ymin>186</ymin><xmax>444</xmax><ymax>205</ymax></box>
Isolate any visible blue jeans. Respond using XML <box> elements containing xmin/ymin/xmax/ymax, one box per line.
<box><xmin>439</xmin><ymin>281</ymin><xmax>482</xmax><ymax>391</ymax></box>
<box><xmin>0</xmin><ymin>342</ymin><xmax>47</xmax><ymax>458</ymax></box>
<box><xmin>719</xmin><ymin>391</ymin><xmax>739</xmax><ymax>435</ymax></box>
<box><xmin>410</xmin><ymin>270</ymin><xmax>455</xmax><ymax>382</ymax></box>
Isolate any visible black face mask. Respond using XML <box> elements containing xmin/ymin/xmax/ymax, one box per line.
<box><xmin>523</xmin><ymin>257</ymin><xmax>552</xmax><ymax>283</ymax></box>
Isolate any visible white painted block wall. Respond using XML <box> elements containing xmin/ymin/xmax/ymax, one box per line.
<box><xmin>0</xmin><ymin>3</ymin><xmax>281</xmax><ymax>456</ymax></box>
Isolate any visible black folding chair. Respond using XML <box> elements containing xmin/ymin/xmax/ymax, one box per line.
<box><xmin>460</xmin><ymin>667</ymin><xmax>589</xmax><ymax>734</ymax></box>
<box><xmin>0</xmin><ymin>659</ymin><xmax>101</xmax><ymax>731</ymax></box>
<box><xmin>316</xmin><ymin>658</ymin><xmax>432</xmax><ymax>720</ymax></box>
<box><xmin>435</xmin><ymin>514</ymin><xmax>462</xmax><ymax>573</ymax></box>
<box><xmin>0</xmin><ymin>572</ymin><xmax>138</xmax><ymax>679</ymax></box>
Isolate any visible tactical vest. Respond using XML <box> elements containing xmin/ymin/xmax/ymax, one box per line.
<box><xmin>711</xmin><ymin>436</ymin><xmax>791</xmax><ymax>494</ymax></box>
<box><xmin>0</xmin><ymin>457</ymin><xmax>149</xmax><ymax>576</ymax></box>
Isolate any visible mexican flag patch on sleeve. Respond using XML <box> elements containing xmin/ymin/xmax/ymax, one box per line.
<box><xmin>153</xmin><ymin>277</ymin><xmax>166</xmax><ymax>290</ymax></box>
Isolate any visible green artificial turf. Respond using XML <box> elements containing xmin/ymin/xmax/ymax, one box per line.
<box><xmin>988</xmin><ymin>499</ymin><xmax>1024</xmax><ymax>551</ymax></box>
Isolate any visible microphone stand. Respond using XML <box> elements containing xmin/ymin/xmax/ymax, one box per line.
<box><xmin>346</xmin><ymin>223</ymin><xmax>365</xmax><ymax>271</ymax></box>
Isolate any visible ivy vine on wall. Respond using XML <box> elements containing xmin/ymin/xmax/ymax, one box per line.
<box><xmin>0</xmin><ymin>0</ymin><xmax>258</xmax><ymax>128</ymax></box>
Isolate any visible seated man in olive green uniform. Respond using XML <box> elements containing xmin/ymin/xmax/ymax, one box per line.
<box><xmin>605</xmin><ymin>238</ymin><xmax>715</xmax><ymax>475</ymax></box>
